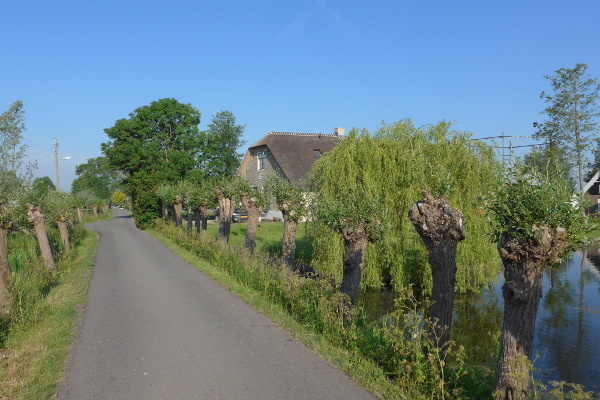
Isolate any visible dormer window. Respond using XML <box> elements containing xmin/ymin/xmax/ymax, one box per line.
<box><xmin>257</xmin><ymin>151</ymin><xmax>265</xmax><ymax>170</ymax></box>
<box><xmin>314</xmin><ymin>149</ymin><xmax>322</xmax><ymax>158</ymax></box>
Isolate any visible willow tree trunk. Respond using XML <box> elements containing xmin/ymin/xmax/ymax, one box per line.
<box><xmin>493</xmin><ymin>227</ymin><xmax>568</xmax><ymax>400</ymax></box>
<box><xmin>408</xmin><ymin>191</ymin><xmax>465</xmax><ymax>347</ymax></box>
<box><xmin>76</xmin><ymin>207</ymin><xmax>83</xmax><ymax>222</ymax></box>
<box><xmin>162</xmin><ymin>201</ymin><xmax>169</xmax><ymax>220</ymax></box>
<box><xmin>0</xmin><ymin>226</ymin><xmax>12</xmax><ymax>318</ymax></box>
<box><xmin>57</xmin><ymin>217</ymin><xmax>71</xmax><ymax>255</ymax></box>
<box><xmin>28</xmin><ymin>205</ymin><xmax>56</xmax><ymax>272</ymax></box>
<box><xmin>281</xmin><ymin>211</ymin><xmax>297</xmax><ymax>268</ymax></box>
<box><xmin>199</xmin><ymin>205</ymin><xmax>208</xmax><ymax>236</ymax></box>
<box><xmin>186</xmin><ymin>207</ymin><xmax>193</xmax><ymax>234</ymax></box>
<box><xmin>218</xmin><ymin>197</ymin><xmax>233</xmax><ymax>246</ymax></box>
<box><xmin>102</xmin><ymin>204</ymin><xmax>109</xmax><ymax>214</ymax></box>
<box><xmin>340</xmin><ymin>230</ymin><xmax>369</xmax><ymax>301</ymax></box>
<box><xmin>242</xmin><ymin>196</ymin><xmax>262</xmax><ymax>254</ymax></box>
<box><xmin>173</xmin><ymin>197</ymin><xmax>183</xmax><ymax>228</ymax></box>
<box><xmin>92</xmin><ymin>205</ymin><xmax>98</xmax><ymax>217</ymax></box>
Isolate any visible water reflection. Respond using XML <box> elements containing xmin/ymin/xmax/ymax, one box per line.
<box><xmin>532</xmin><ymin>250</ymin><xmax>600</xmax><ymax>393</ymax></box>
<box><xmin>360</xmin><ymin>249</ymin><xmax>600</xmax><ymax>393</ymax></box>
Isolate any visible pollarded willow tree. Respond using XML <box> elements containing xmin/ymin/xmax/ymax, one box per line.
<box><xmin>487</xmin><ymin>165</ymin><xmax>586</xmax><ymax>400</ymax></box>
<box><xmin>0</xmin><ymin>189</ymin><xmax>28</xmax><ymax>318</ymax></box>
<box><xmin>238</xmin><ymin>178</ymin><xmax>269</xmax><ymax>254</ymax></box>
<box><xmin>310</xmin><ymin>120</ymin><xmax>500</xmax><ymax>294</ymax></box>
<box><xmin>185</xmin><ymin>178</ymin><xmax>215</xmax><ymax>236</ymax></box>
<box><xmin>408</xmin><ymin>191</ymin><xmax>465</xmax><ymax>347</ymax></box>
<box><xmin>313</xmin><ymin>188</ymin><xmax>382</xmax><ymax>300</ymax></box>
<box><xmin>266</xmin><ymin>173</ymin><xmax>306</xmax><ymax>268</ymax></box>
<box><xmin>212</xmin><ymin>176</ymin><xmax>242</xmax><ymax>246</ymax></box>
<box><xmin>45</xmin><ymin>191</ymin><xmax>76</xmax><ymax>255</ymax></box>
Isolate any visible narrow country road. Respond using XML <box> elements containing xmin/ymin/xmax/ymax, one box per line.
<box><xmin>57</xmin><ymin>208</ymin><xmax>377</xmax><ymax>400</ymax></box>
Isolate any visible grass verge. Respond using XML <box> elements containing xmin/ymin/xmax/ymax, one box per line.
<box><xmin>0</xmin><ymin>231</ymin><xmax>98</xmax><ymax>400</ymax></box>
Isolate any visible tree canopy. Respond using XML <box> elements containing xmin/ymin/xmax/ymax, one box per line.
<box><xmin>199</xmin><ymin>110</ymin><xmax>245</xmax><ymax>178</ymax></box>
<box><xmin>101</xmin><ymin>98</ymin><xmax>203</xmax><ymax>226</ymax></box>
<box><xmin>71</xmin><ymin>156</ymin><xmax>120</xmax><ymax>200</ymax></box>
<box><xmin>536</xmin><ymin>63</ymin><xmax>600</xmax><ymax>191</ymax></box>
<box><xmin>310</xmin><ymin>120</ymin><xmax>500</xmax><ymax>293</ymax></box>
<box><xmin>0</xmin><ymin>100</ymin><xmax>35</xmax><ymax>191</ymax></box>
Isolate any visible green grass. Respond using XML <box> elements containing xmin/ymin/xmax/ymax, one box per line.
<box><xmin>0</xmin><ymin>224</ymin><xmax>99</xmax><ymax>400</ymax></box>
<box><xmin>202</xmin><ymin>220</ymin><xmax>315</xmax><ymax>262</ymax></box>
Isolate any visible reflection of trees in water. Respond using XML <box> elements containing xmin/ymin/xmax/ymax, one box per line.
<box><xmin>536</xmin><ymin>251</ymin><xmax>597</xmax><ymax>391</ymax></box>
<box><xmin>452</xmin><ymin>289</ymin><xmax>502</xmax><ymax>367</ymax></box>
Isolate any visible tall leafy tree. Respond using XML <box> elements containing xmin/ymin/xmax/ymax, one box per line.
<box><xmin>311</xmin><ymin>122</ymin><xmax>499</xmax><ymax>294</ymax></box>
<box><xmin>200</xmin><ymin>110</ymin><xmax>245</xmax><ymax>177</ymax></box>
<box><xmin>537</xmin><ymin>63</ymin><xmax>600</xmax><ymax>191</ymax></box>
<box><xmin>1</xmin><ymin>101</ymin><xmax>36</xmax><ymax>192</ymax></box>
<box><xmin>102</xmin><ymin>98</ymin><xmax>202</xmax><ymax>227</ymax></box>
<box><xmin>71</xmin><ymin>156</ymin><xmax>121</xmax><ymax>199</ymax></box>
<box><xmin>32</xmin><ymin>176</ymin><xmax>56</xmax><ymax>197</ymax></box>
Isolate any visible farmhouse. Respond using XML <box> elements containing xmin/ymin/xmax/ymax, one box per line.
<box><xmin>238</xmin><ymin>129</ymin><xmax>344</xmax><ymax>218</ymax></box>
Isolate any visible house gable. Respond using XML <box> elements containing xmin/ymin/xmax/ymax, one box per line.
<box><xmin>239</xmin><ymin>131</ymin><xmax>341</xmax><ymax>187</ymax></box>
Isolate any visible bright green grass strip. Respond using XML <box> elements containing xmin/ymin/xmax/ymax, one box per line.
<box><xmin>0</xmin><ymin>232</ymin><xmax>98</xmax><ymax>400</ymax></box>
<box><xmin>149</xmin><ymin>229</ymin><xmax>404</xmax><ymax>400</ymax></box>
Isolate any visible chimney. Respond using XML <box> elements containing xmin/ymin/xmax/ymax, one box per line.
<box><xmin>334</xmin><ymin>127</ymin><xmax>345</xmax><ymax>137</ymax></box>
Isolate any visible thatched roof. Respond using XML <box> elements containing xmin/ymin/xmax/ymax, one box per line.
<box><xmin>247</xmin><ymin>132</ymin><xmax>342</xmax><ymax>184</ymax></box>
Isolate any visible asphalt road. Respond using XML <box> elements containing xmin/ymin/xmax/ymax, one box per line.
<box><xmin>57</xmin><ymin>208</ymin><xmax>377</xmax><ymax>400</ymax></box>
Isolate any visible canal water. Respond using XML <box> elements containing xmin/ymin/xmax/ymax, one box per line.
<box><xmin>363</xmin><ymin>249</ymin><xmax>600</xmax><ymax>393</ymax></box>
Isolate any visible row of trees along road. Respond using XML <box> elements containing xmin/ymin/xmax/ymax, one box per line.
<box><xmin>101</xmin><ymin>98</ymin><xmax>245</xmax><ymax>228</ymax></box>
<box><xmin>1</xmin><ymin>100</ymin><xmax>108</xmax><ymax>321</ymax></box>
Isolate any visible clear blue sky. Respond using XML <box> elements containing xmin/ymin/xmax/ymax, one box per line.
<box><xmin>2</xmin><ymin>0</ymin><xmax>599</xmax><ymax>190</ymax></box>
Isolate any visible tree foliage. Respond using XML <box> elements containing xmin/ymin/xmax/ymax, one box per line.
<box><xmin>71</xmin><ymin>156</ymin><xmax>121</xmax><ymax>200</ymax></box>
<box><xmin>101</xmin><ymin>98</ymin><xmax>203</xmax><ymax>227</ymax></box>
<box><xmin>537</xmin><ymin>63</ymin><xmax>600</xmax><ymax>191</ymax></box>
<box><xmin>32</xmin><ymin>176</ymin><xmax>56</xmax><ymax>197</ymax></box>
<box><xmin>310</xmin><ymin>120</ymin><xmax>500</xmax><ymax>293</ymax></box>
<box><xmin>0</xmin><ymin>101</ymin><xmax>36</xmax><ymax>192</ymax></box>
<box><xmin>486</xmin><ymin>164</ymin><xmax>586</xmax><ymax>244</ymax></box>
<box><xmin>199</xmin><ymin>110</ymin><xmax>245</xmax><ymax>178</ymax></box>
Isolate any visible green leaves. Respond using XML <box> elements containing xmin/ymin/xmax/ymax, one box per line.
<box><xmin>266</xmin><ymin>173</ymin><xmax>305</xmax><ymax>222</ymax></box>
<box><xmin>486</xmin><ymin>164</ymin><xmax>586</xmax><ymax>245</ymax></box>
<box><xmin>537</xmin><ymin>63</ymin><xmax>600</xmax><ymax>191</ymax></box>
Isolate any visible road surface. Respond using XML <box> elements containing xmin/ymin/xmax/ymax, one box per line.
<box><xmin>57</xmin><ymin>208</ymin><xmax>377</xmax><ymax>400</ymax></box>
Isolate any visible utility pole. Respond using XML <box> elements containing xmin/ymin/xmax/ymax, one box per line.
<box><xmin>54</xmin><ymin>137</ymin><xmax>60</xmax><ymax>192</ymax></box>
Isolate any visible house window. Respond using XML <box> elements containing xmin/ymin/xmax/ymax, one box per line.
<box><xmin>313</xmin><ymin>149</ymin><xmax>322</xmax><ymax>158</ymax></box>
<box><xmin>257</xmin><ymin>151</ymin><xmax>265</xmax><ymax>170</ymax></box>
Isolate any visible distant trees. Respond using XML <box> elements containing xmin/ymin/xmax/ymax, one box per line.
<box><xmin>71</xmin><ymin>156</ymin><xmax>121</xmax><ymax>200</ymax></box>
<box><xmin>32</xmin><ymin>176</ymin><xmax>56</xmax><ymax>197</ymax></box>
<box><xmin>535</xmin><ymin>63</ymin><xmax>600</xmax><ymax>191</ymax></box>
